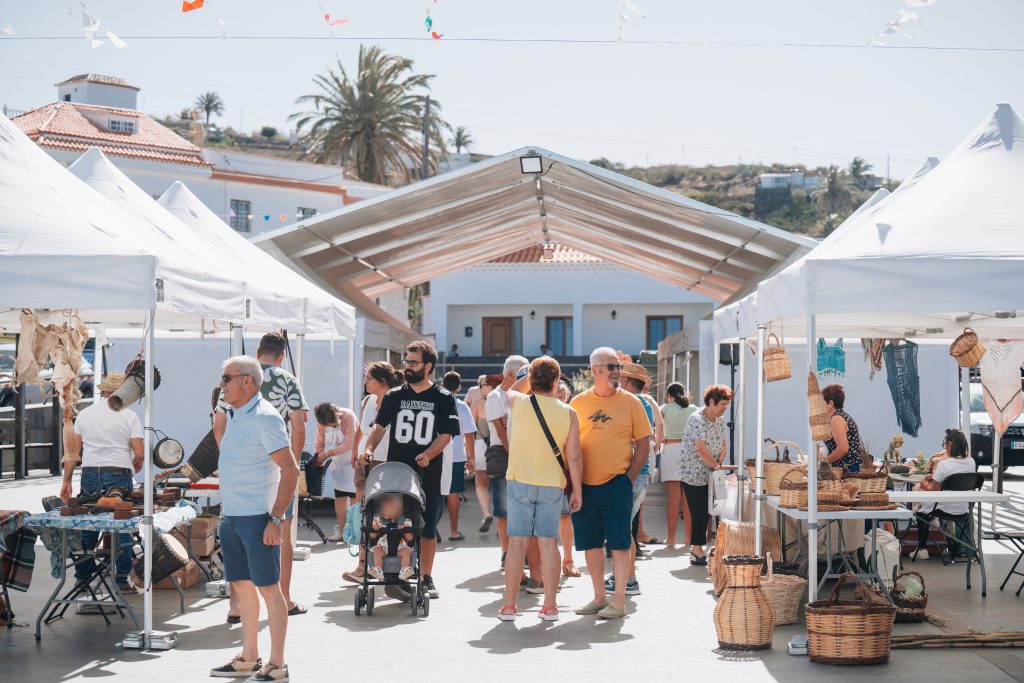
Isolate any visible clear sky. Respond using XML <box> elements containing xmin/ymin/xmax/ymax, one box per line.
<box><xmin>1</xmin><ymin>0</ymin><xmax>1022</xmax><ymax>178</ymax></box>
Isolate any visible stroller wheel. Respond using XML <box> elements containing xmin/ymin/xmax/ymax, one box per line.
<box><xmin>354</xmin><ymin>588</ymin><xmax>364</xmax><ymax>616</ymax></box>
<box><xmin>410</xmin><ymin>588</ymin><xmax>419</xmax><ymax>616</ymax></box>
<box><xmin>421</xmin><ymin>593</ymin><xmax>430</xmax><ymax>617</ymax></box>
<box><xmin>366</xmin><ymin>587</ymin><xmax>375</xmax><ymax>616</ymax></box>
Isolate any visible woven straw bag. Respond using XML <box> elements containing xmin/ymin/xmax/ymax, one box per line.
<box><xmin>806</xmin><ymin>573</ymin><xmax>896</xmax><ymax>665</ymax></box>
<box><xmin>762</xmin><ymin>552</ymin><xmax>807</xmax><ymax>625</ymax></box>
<box><xmin>890</xmin><ymin>570</ymin><xmax>928</xmax><ymax>623</ymax></box>
<box><xmin>807</xmin><ymin>371</ymin><xmax>832</xmax><ymax>442</ymax></box>
<box><xmin>746</xmin><ymin>440</ymin><xmax>806</xmax><ymax>496</ymax></box>
<box><xmin>949</xmin><ymin>328</ymin><xmax>986</xmax><ymax>368</ymax></box>
<box><xmin>714</xmin><ymin>555</ymin><xmax>775</xmax><ymax>650</ymax></box>
<box><xmin>763</xmin><ymin>333</ymin><xmax>792</xmax><ymax>382</ymax></box>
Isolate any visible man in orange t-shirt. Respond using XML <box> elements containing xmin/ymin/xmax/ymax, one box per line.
<box><xmin>569</xmin><ymin>346</ymin><xmax>652</xmax><ymax>620</ymax></box>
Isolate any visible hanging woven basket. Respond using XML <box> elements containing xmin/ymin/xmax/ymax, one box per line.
<box><xmin>949</xmin><ymin>328</ymin><xmax>986</xmax><ymax>368</ymax></box>
<box><xmin>763</xmin><ymin>333</ymin><xmax>792</xmax><ymax>382</ymax></box>
<box><xmin>807</xmin><ymin>370</ymin><xmax>832</xmax><ymax>442</ymax></box>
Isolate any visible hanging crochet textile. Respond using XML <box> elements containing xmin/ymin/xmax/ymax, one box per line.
<box><xmin>883</xmin><ymin>340</ymin><xmax>922</xmax><ymax>438</ymax></box>
<box><xmin>861</xmin><ymin>338</ymin><xmax>886</xmax><ymax>380</ymax></box>
<box><xmin>979</xmin><ymin>340</ymin><xmax>1024</xmax><ymax>435</ymax></box>
<box><xmin>817</xmin><ymin>338</ymin><xmax>846</xmax><ymax>378</ymax></box>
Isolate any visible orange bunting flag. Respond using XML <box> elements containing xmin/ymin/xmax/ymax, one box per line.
<box><xmin>182</xmin><ymin>0</ymin><xmax>204</xmax><ymax>12</ymax></box>
<box><xmin>324</xmin><ymin>13</ymin><xmax>348</xmax><ymax>26</ymax></box>
<box><xmin>431</xmin><ymin>31</ymin><xmax>443</xmax><ymax>39</ymax></box>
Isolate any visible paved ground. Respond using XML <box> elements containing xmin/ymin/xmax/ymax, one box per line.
<box><xmin>2</xmin><ymin>472</ymin><xmax>1024</xmax><ymax>682</ymax></box>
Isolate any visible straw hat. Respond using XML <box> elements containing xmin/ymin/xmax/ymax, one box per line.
<box><xmin>97</xmin><ymin>372</ymin><xmax>127</xmax><ymax>393</ymax></box>
<box><xmin>620</xmin><ymin>362</ymin><xmax>650</xmax><ymax>388</ymax></box>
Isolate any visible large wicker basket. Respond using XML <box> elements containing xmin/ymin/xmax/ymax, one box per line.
<box><xmin>746</xmin><ymin>440</ymin><xmax>806</xmax><ymax>496</ymax></box>
<box><xmin>778</xmin><ymin>469</ymin><xmax>808</xmax><ymax>508</ymax></box>
<box><xmin>806</xmin><ymin>573</ymin><xmax>897</xmax><ymax>665</ymax></box>
<box><xmin>807</xmin><ymin>371</ymin><xmax>832</xmax><ymax>442</ymax></box>
<box><xmin>844</xmin><ymin>469</ymin><xmax>888</xmax><ymax>494</ymax></box>
<box><xmin>711</xmin><ymin>520</ymin><xmax>782</xmax><ymax>596</ymax></box>
<box><xmin>762</xmin><ymin>552</ymin><xmax>807</xmax><ymax>625</ymax></box>
<box><xmin>949</xmin><ymin>327</ymin><xmax>986</xmax><ymax>368</ymax></box>
<box><xmin>714</xmin><ymin>555</ymin><xmax>775</xmax><ymax>650</ymax></box>
<box><xmin>890</xmin><ymin>570</ymin><xmax>928</xmax><ymax>623</ymax></box>
<box><xmin>763</xmin><ymin>333</ymin><xmax>792</xmax><ymax>382</ymax></box>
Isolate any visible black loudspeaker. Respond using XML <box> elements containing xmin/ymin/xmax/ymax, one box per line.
<box><xmin>719</xmin><ymin>343</ymin><xmax>740</xmax><ymax>366</ymax></box>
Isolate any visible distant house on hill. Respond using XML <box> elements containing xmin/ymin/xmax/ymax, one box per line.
<box><xmin>757</xmin><ymin>170</ymin><xmax>821</xmax><ymax>191</ymax></box>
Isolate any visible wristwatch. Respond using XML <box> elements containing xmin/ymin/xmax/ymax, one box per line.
<box><xmin>270</xmin><ymin>515</ymin><xmax>283</xmax><ymax>526</ymax></box>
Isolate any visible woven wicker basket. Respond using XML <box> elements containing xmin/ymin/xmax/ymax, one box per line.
<box><xmin>858</xmin><ymin>492</ymin><xmax>890</xmax><ymax>506</ymax></box>
<box><xmin>806</xmin><ymin>573</ymin><xmax>896</xmax><ymax>665</ymax></box>
<box><xmin>807</xmin><ymin>371</ymin><xmax>832</xmax><ymax>442</ymax></box>
<box><xmin>764</xmin><ymin>333</ymin><xmax>792</xmax><ymax>382</ymax></box>
<box><xmin>949</xmin><ymin>327</ymin><xmax>986</xmax><ymax>368</ymax></box>
<box><xmin>890</xmin><ymin>570</ymin><xmax>928</xmax><ymax>623</ymax></box>
<box><xmin>711</xmin><ymin>521</ymin><xmax>783</xmax><ymax>596</ymax></box>
<box><xmin>844</xmin><ymin>469</ymin><xmax>888</xmax><ymax>494</ymax></box>
<box><xmin>714</xmin><ymin>555</ymin><xmax>775</xmax><ymax>650</ymax></box>
<box><xmin>778</xmin><ymin>469</ymin><xmax>808</xmax><ymax>508</ymax></box>
<box><xmin>762</xmin><ymin>552</ymin><xmax>807</xmax><ymax>625</ymax></box>
<box><xmin>746</xmin><ymin>440</ymin><xmax>806</xmax><ymax>496</ymax></box>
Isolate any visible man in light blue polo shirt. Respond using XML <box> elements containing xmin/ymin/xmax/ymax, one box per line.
<box><xmin>210</xmin><ymin>356</ymin><xmax>298</xmax><ymax>683</ymax></box>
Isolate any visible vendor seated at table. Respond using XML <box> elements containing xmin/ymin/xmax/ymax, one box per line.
<box><xmin>59</xmin><ymin>372</ymin><xmax>144</xmax><ymax>593</ymax></box>
<box><xmin>923</xmin><ymin>429</ymin><xmax>957</xmax><ymax>474</ymax></box>
<box><xmin>911</xmin><ymin>429</ymin><xmax>976</xmax><ymax>561</ymax></box>
<box><xmin>821</xmin><ymin>384</ymin><xmax>864</xmax><ymax>473</ymax></box>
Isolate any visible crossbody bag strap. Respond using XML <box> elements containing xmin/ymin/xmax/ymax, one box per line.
<box><xmin>530</xmin><ymin>395</ymin><xmax>567</xmax><ymax>470</ymax></box>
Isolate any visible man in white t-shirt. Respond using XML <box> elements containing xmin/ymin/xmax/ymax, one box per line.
<box><xmin>59</xmin><ymin>372</ymin><xmax>144</xmax><ymax>589</ymax></box>
<box><xmin>440</xmin><ymin>372</ymin><xmax>477</xmax><ymax>541</ymax></box>
<box><xmin>485</xmin><ymin>355</ymin><xmax>528</xmax><ymax>564</ymax></box>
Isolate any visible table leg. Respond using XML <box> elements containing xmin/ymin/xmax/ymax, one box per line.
<box><xmin>976</xmin><ymin>503</ymin><xmax>987</xmax><ymax>597</ymax></box>
<box><xmin>36</xmin><ymin>528</ymin><xmax>69</xmax><ymax>641</ymax></box>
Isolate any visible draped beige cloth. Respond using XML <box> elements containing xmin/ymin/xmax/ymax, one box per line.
<box><xmin>980</xmin><ymin>340</ymin><xmax>1024</xmax><ymax>435</ymax></box>
<box><xmin>13</xmin><ymin>309</ymin><xmax>89</xmax><ymax>415</ymax></box>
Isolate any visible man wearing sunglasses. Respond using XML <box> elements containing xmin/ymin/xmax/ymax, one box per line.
<box><xmin>568</xmin><ymin>346</ymin><xmax>652</xmax><ymax>620</ymax></box>
<box><xmin>360</xmin><ymin>341</ymin><xmax>460</xmax><ymax>600</ymax></box>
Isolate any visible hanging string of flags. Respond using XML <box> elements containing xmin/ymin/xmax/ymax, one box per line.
<box><xmin>79</xmin><ymin>1</ymin><xmax>126</xmax><ymax>48</ymax></box>
<box><xmin>618</xmin><ymin>0</ymin><xmax>647</xmax><ymax>41</ymax></box>
<box><xmin>425</xmin><ymin>0</ymin><xmax>443</xmax><ymax>39</ymax></box>
<box><xmin>871</xmin><ymin>0</ymin><xmax>937</xmax><ymax>45</ymax></box>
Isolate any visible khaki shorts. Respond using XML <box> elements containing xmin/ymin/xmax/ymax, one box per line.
<box><xmin>354</xmin><ymin>459</ymin><xmax>381</xmax><ymax>490</ymax></box>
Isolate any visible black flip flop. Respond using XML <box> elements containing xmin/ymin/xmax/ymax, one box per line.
<box><xmin>448</xmin><ymin>533</ymin><xmax>465</xmax><ymax>541</ymax></box>
<box><xmin>226</xmin><ymin>615</ymin><xmax>241</xmax><ymax>624</ymax></box>
<box><xmin>287</xmin><ymin>603</ymin><xmax>308</xmax><ymax>616</ymax></box>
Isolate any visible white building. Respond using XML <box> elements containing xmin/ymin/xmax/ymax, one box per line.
<box><xmin>758</xmin><ymin>170</ymin><xmax>821</xmax><ymax>191</ymax></box>
<box><xmin>425</xmin><ymin>245</ymin><xmax>714</xmax><ymax>359</ymax></box>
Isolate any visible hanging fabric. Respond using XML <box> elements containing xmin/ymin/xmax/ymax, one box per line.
<box><xmin>883</xmin><ymin>340</ymin><xmax>922</xmax><ymax>438</ymax></box>
<box><xmin>860</xmin><ymin>338</ymin><xmax>885</xmax><ymax>380</ymax></box>
<box><xmin>816</xmin><ymin>338</ymin><xmax>846</xmax><ymax>378</ymax></box>
<box><xmin>979</xmin><ymin>340</ymin><xmax>1024</xmax><ymax>435</ymax></box>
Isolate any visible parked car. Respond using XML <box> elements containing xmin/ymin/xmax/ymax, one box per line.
<box><xmin>970</xmin><ymin>383</ymin><xmax>1024</xmax><ymax>471</ymax></box>
<box><xmin>0</xmin><ymin>342</ymin><xmax>94</xmax><ymax>408</ymax></box>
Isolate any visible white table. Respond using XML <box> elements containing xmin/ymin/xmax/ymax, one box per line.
<box><xmin>890</xmin><ymin>490</ymin><xmax>1012</xmax><ymax>596</ymax></box>
<box><xmin>766</xmin><ymin>496</ymin><xmax>913</xmax><ymax>596</ymax></box>
<box><xmin>888</xmin><ymin>472</ymin><xmax>926</xmax><ymax>489</ymax></box>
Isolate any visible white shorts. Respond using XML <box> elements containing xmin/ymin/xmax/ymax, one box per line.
<box><xmin>660</xmin><ymin>442</ymin><xmax>685</xmax><ymax>482</ymax></box>
<box><xmin>474</xmin><ymin>439</ymin><xmax>488</xmax><ymax>471</ymax></box>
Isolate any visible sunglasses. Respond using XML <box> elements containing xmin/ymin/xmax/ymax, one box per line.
<box><xmin>601</xmin><ymin>364</ymin><xmax>623</xmax><ymax>372</ymax></box>
<box><xmin>221</xmin><ymin>374</ymin><xmax>246</xmax><ymax>384</ymax></box>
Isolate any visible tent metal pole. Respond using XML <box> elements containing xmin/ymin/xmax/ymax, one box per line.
<box><xmin>960</xmin><ymin>366</ymin><xmax>971</xmax><ymax>438</ymax></box>
<box><xmin>230</xmin><ymin>324</ymin><xmax>243</xmax><ymax>357</ymax></box>
<box><xmin>713</xmin><ymin>345</ymin><xmax>720</xmax><ymax>385</ymax></box>
<box><xmin>685</xmin><ymin>351</ymin><xmax>692</xmax><ymax>395</ymax></box>
<box><xmin>807</xmin><ymin>314</ymin><xmax>819</xmax><ymax>602</ymax></box>
<box><xmin>736</xmin><ymin>338</ymin><xmax>746</xmax><ymax>522</ymax></box>
<box><xmin>754</xmin><ymin>327</ymin><xmax>766</xmax><ymax>551</ymax></box>
<box><xmin>345</xmin><ymin>335</ymin><xmax>355</xmax><ymax>410</ymax></box>
<box><xmin>143</xmin><ymin>309</ymin><xmax>155</xmax><ymax>649</ymax></box>
<box><xmin>295</xmin><ymin>334</ymin><xmax>305</xmax><ymax>387</ymax></box>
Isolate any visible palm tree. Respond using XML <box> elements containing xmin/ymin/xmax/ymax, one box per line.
<box><xmin>290</xmin><ymin>45</ymin><xmax>450</xmax><ymax>185</ymax></box>
<box><xmin>194</xmin><ymin>92</ymin><xmax>224</xmax><ymax>125</ymax></box>
<box><xmin>814</xmin><ymin>165</ymin><xmax>854</xmax><ymax>235</ymax></box>
<box><xmin>452</xmin><ymin>126</ymin><xmax>474</xmax><ymax>154</ymax></box>
<box><xmin>848</xmin><ymin>156</ymin><xmax>873</xmax><ymax>182</ymax></box>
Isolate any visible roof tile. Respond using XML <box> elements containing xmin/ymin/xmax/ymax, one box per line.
<box><xmin>490</xmin><ymin>245</ymin><xmax>602</xmax><ymax>264</ymax></box>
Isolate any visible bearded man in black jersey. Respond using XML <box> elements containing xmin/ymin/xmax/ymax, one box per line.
<box><xmin>360</xmin><ymin>341</ymin><xmax>460</xmax><ymax>600</ymax></box>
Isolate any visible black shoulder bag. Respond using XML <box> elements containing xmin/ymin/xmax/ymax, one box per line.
<box><xmin>529</xmin><ymin>395</ymin><xmax>573</xmax><ymax>497</ymax></box>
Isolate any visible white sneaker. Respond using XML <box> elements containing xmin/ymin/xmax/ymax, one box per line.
<box><xmin>327</xmin><ymin>530</ymin><xmax>345</xmax><ymax>542</ymax></box>
<box><xmin>368</xmin><ymin>566</ymin><xmax>384</xmax><ymax>580</ymax></box>
<box><xmin>398</xmin><ymin>566</ymin><xmax>415</xmax><ymax>581</ymax></box>
<box><xmin>910</xmin><ymin>548</ymin><xmax>929</xmax><ymax>561</ymax></box>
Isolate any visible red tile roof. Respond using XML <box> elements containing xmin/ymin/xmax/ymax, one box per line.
<box><xmin>490</xmin><ymin>245</ymin><xmax>602</xmax><ymax>264</ymax></box>
<box><xmin>12</xmin><ymin>102</ymin><xmax>209</xmax><ymax>167</ymax></box>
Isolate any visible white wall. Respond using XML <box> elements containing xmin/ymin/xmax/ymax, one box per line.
<box><xmin>58</xmin><ymin>82</ymin><xmax>138</xmax><ymax>109</ymax></box>
<box><xmin>582</xmin><ymin>303</ymin><xmax>708</xmax><ymax>355</ymax></box>
<box><xmin>446</xmin><ymin>304</ymin><xmax>572</xmax><ymax>356</ymax></box>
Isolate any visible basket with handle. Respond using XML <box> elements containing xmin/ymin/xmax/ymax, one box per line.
<box><xmin>890</xmin><ymin>570</ymin><xmax>928</xmax><ymax>623</ymax></box>
<box><xmin>807</xmin><ymin>371</ymin><xmax>832</xmax><ymax>442</ymax></box>
<box><xmin>713</xmin><ymin>555</ymin><xmax>775</xmax><ymax>650</ymax></box>
<box><xmin>949</xmin><ymin>328</ymin><xmax>986</xmax><ymax>368</ymax></box>
<box><xmin>763</xmin><ymin>333</ymin><xmax>792</xmax><ymax>382</ymax></box>
<box><xmin>806</xmin><ymin>572</ymin><xmax>897</xmax><ymax>665</ymax></box>
<box><xmin>778</xmin><ymin>469</ymin><xmax>808</xmax><ymax>509</ymax></box>
<box><xmin>711</xmin><ymin>520</ymin><xmax>782</xmax><ymax>596</ymax></box>
<box><xmin>844</xmin><ymin>467</ymin><xmax>889</xmax><ymax>494</ymax></box>
<box><xmin>761</xmin><ymin>551</ymin><xmax>807</xmax><ymax>625</ymax></box>
<box><xmin>747</xmin><ymin>439</ymin><xmax>806</xmax><ymax>496</ymax></box>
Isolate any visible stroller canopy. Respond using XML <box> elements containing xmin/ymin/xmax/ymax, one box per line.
<box><xmin>364</xmin><ymin>462</ymin><xmax>425</xmax><ymax>507</ymax></box>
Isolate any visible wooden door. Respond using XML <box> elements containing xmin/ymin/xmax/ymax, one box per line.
<box><xmin>483</xmin><ymin>317</ymin><xmax>512</xmax><ymax>356</ymax></box>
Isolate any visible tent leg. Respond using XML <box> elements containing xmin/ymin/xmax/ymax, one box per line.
<box><xmin>736</xmin><ymin>338</ymin><xmax>746</xmax><ymax>522</ymax></box>
<box><xmin>295</xmin><ymin>334</ymin><xmax>305</xmax><ymax>387</ymax></box>
<box><xmin>143</xmin><ymin>309</ymin><xmax>155</xmax><ymax>649</ymax></box>
<box><xmin>346</xmin><ymin>336</ymin><xmax>355</xmax><ymax>410</ymax></box>
<box><xmin>230</xmin><ymin>324</ymin><xmax>243</xmax><ymax>357</ymax></box>
<box><xmin>754</xmin><ymin>328</ymin><xmax>766</xmax><ymax>552</ymax></box>
<box><xmin>806</xmin><ymin>314</ymin><xmax>819</xmax><ymax>602</ymax></box>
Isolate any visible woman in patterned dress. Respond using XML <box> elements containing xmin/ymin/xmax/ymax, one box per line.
<box><xmin>822</xmin><ymin>384</ymin><xmax>864</xmax><ymax>473</ymax></box>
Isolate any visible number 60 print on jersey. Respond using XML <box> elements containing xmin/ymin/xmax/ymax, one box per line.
<box><xmin>374</xmin><ymin>383</ymin><xmax>461</xmax><ymax>496</ymax></box>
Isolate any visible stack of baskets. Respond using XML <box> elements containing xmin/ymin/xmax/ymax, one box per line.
<box><xmin>761</xmin><ymin>552</ymin><xmax>808</xmax><ymax>625</ymax></box>
<box><xmin>713</xmin><ymin>555</ymin><xmax>775</xmax><ymax>650</ymax></box>
<box><xmin>807</xmin><ymin>371</ymin><xmax>832</xmax><ymax>442</ymax></box>
<box><xmin>890</xmin><ymin>571</ymin><xmax>928</xmax><ymax>623</ymax></box>
<box><xmin>856</xmin><ymin>491</ymin><xmax>897</xmax><ymax>511</ymax></box>
<box><xmin>844</xmin><ymin>468</ymin><xmax>889</xmax><ymax>494</ymax></box>
<box><xmin>806</xmin><ymin>573</ymin><xmax>897</xmax><ymax>665</ymax></box>
<box><xmin>745</xmin><ymin>440</ymin><xmax>806</xmax><ymax>496</ymax></box>
<box><xmin>949</xmin><ymin>327</ymin><xmax>986</xmax><ymax>368</ymax></box>
<box><xmin>711</xmin><ymin>520</ymin><xmax>782</xmax><ymax>596</ymax></box>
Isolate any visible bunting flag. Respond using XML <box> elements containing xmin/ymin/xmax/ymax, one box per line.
<box><xmin>182</xmin><ymin>0</ymin><xmax>204</xmax><ymax>12</ymax></box>
<box><xmin>324</xmin><ymin>14</ymin><xmax>348</xmax><ymax>26</ymax></box>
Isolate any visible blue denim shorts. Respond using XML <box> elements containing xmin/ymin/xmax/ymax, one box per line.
<box><xmin>489</xmin><ymin>477</ymin><xmax>508</xmax><ymax>518</ymax></box>
<box><xmin>571</xmin><ymin>474</ymin><xmax>633</xmax><ymax>551</ymax></box>
<box><xmin>422</xmin><ymin>494</ymin><xmax>445</xmax><ymax>540</ymax></box>
<box><xmin>507</xmin><ymin>480</ymin><xmax>563</xmax><ymax>538</ymax></box>
<box><xmin>220</xmin><ymin>514</ymin><xmax>281</xmax><ymax>587</ymax></box>
<box><xmin>631</xmin><ymin>473</ymin><xmax>649</xmax><ymax>521</ymax></box>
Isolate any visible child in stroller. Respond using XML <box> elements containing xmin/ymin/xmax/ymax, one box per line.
<box><xmin>368</xmin><ymin>494</ymin><xmax>415</xmax><ymax>581</ymax></box>
<box><xmin>355</xmin><ymin>461</ymin><xmax>430</xmax><ymax>616</ymax></box>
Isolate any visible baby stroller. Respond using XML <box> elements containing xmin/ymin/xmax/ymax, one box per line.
<box><xmin>354</xmin><ymin>462</ymin><xmax>429</xmax><ymax>617</ymax></box>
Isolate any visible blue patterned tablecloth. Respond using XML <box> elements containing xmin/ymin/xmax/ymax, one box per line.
<box><xmin>23</xmin><ymin>509</ymin><xmax>141</xmax><ymax>533</ymax></box>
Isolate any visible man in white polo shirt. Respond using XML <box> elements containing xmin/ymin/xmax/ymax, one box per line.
<box><xmin>60</xmin><ymin>372</ymin><xmax>143</xmax><ymax>591</ymax></box>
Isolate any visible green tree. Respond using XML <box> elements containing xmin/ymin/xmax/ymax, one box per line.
<box><xmin>849</xmin><ymin>156</ymin><xmax>873</xmax><ymax>183</ymax></box>
<box><xmin>814</xmin><ymin>165</ymin><xmax>854</xmax><ymax>235</ymax></box>
<box><xmin>260</xmin><ymin>126</ymin><xmax>278</xmax><ymax>142</ymax></box>
<box><xmin>290</xmin><ymin>45</ymin><xmax>450</xmax><ymax>185</ymax></box>
<box><xmin>452</xmin><ymin>126</ymin><xmax>474</xmax><ymax>154</ymax></box>
<box><xmin>194</xmin><ymin>92</ymin><xmax>224</xmax><ymax>125</ymax></box>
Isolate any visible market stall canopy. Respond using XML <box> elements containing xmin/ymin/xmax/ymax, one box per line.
<box><xmin>252</xmin><ymin>147</ymin><xmax>817</xmax><ymax>304</ymax></box>
<box><xmin>0</xmin><ymin>113</ymin><xmax>155</xmax><ymax>316</ymax></box>
<box><xmin>754</xmin><ymin>103</ymin><xmax>1024</xmax><ymax>340</ymax></box>
<box><xmin>158</xmin><ymin>181</ymin><xmax>358</xmax><ymax>339</ymax></box>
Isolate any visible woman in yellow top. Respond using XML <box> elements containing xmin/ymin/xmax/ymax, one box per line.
<box><xmin>498</xmin><ymin>357</ymin><xmax>583</xmax><ymax>623</ymax></box>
